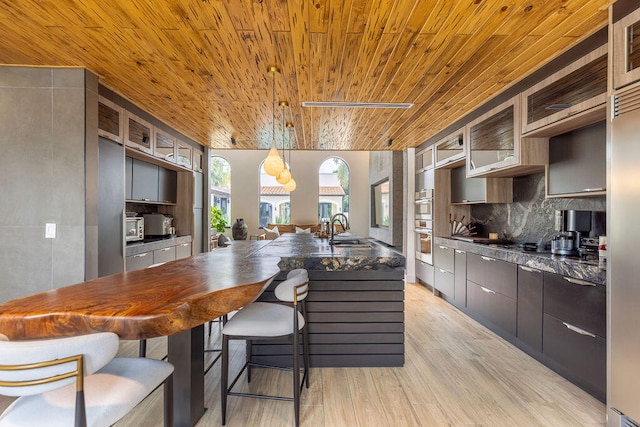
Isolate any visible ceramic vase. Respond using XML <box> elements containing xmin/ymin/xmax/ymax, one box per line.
<box><xmin>232</xmin><ymin>218</ymin><xmax>248</xmax><ymax>240</ymax></box>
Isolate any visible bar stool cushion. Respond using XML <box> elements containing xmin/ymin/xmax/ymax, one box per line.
<box><xmin>286</xmin><ymin>268</ymin><xmax>308</xmax><ymax>280</ymax></box>
<box><xmin>0</xmin><ymin>357</ymin><xmax>173</xmax><ymax>427</ymax></box>
<box><xmin>222</xmin><ymin>302</ymin><xmax>305</xmax><ymax>338</ymax></box>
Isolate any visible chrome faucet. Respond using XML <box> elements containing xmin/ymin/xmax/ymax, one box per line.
<box><xmin>329</xmin><ymin>213</ymin><xmax>349</xmax><ymax>244</ymax></box>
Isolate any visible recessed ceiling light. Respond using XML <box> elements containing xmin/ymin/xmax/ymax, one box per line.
<box><xmin>302</xmin><ymin>101</ymin><xmax>413</xmax><ymax>109</ymax></box>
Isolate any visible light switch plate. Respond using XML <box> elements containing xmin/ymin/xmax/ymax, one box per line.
<box><xmin>45</xmin><ymin>223</ymin><xmax>56</xmax><ymax>239</ymax></box>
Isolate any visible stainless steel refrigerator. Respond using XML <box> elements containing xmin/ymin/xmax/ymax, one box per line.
<box><xmin>609</xmin><ymin>84</ymin><xmax>640</xmax><ymax>426</ymax></box>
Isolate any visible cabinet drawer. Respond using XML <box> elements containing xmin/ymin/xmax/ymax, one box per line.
<box><xmin>467</xmin><ymin>253</ymin><xmax>517</xmax><ymax>299</ymax></box>
<box><xmin>126</xmin><ymin>251</ymin><xmax>153</xmax><ymax>271</ymax></box>
<box><xmin>175</xmin><ymin>242</ymin><xmax>192</xmax><ymax>260</ymax></box>
<box><xmin>154</xmin><ymin>246</ymin><xmax>176</xmax><ymax>264</ymax></box>
<box><xmin>415</xmin><ymin>259</ymin><xmax>434</xmax><ymax>285</ymax></box>
<box><xmin>543</xmin><ymin>313</ymin><xmax>606</xmax><ymax>401</ymax></box>
<box><xmin>543</xmin><ymin>272</ymin><xmax>605</xmax><ymax>337</ymax></box>
<box><xmin>467</xmin><ymin>281</ymin><xmax>516</xmax><ymax>336</ymax></box>
<box><xmin>435</xmin><ymin>267</ymin><xmax>454</xmax><ymax>298</ymax></box>
<box><xmin>434</xmin><ymin>244</ymin><xmax>454</xmax><ymax>272</ymax></box>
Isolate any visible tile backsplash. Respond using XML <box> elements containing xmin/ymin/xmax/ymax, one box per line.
<box><xmin>471</xmin><ymin>173</ymin><xmax>606</xmax><ymax>245</ymax></box>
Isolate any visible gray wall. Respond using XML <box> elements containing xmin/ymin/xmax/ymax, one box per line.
<box><xmin>369</xmin><ymin>151</ymin><xmax>403</xmax><ymax>247</ymax></box>
<box><xmin>0</xmin><ymin>67</ymin><xmax>89</xmax><ymax>303</ymax></box>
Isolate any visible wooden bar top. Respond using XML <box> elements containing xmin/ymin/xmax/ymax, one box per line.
<box><xmin>0</xmin><ymin>248</ymin><xmax>281</xmax><ymax>340</ymax></box>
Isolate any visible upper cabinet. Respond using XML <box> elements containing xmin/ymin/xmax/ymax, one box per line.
<box><xmin>613</xmin><ymin>7</ymin><xmax>640</xmax><ymax>90</ymax></box>
<box><xmin>546</xmin><ymin>121</ymin><xmax>606</xmax><ymax>198</ymax></box>
<box><xmin>125</xmin><ymin>111</ymin><xmax>154</xmax><ymax>155</ymax></box>
<box><xmin>435</xmin><ymin>128</ymin><xmax>465</xmax><ymax>169</ymax></box>
<box><xmin>176</xmin><ymin>139</ymin><xmax>193</xmax><ymax>169</ymax></box>
<box><xmin>450</xmin><ymin>165</ymin><xmax>512</xmax><ymax>205</ymax></box>
<box><xmin>416</xmin><ymin>146</ymin><xmax>434</xmax><ymax>172</ymax></box>
<box><xmin>154</xmin><ymin>128</ymin><xmax>177</xmax><ymax>163</ymax></box>
<box><xmin>98</xmin><ymin>97</ymin><xmax>123</xmax><ymax>144</ymax></box>
<box><xmin>521</xmin><ymin>45</ymin><xmax>607</xmax><ymax>137</ymax></box>
<box><xmin>192</xmin><ymin>149</ymin><xmax>204</xmax><ymax>173</ymax></box>
<box><xmin>466</xmin><ymin>96</ymin><xmax>547</xmax><ymax>178</ymax></box>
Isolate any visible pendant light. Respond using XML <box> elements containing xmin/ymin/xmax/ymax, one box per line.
<box><xmin>276</xmin><ymin>101</ymin><xmax>292</xmax><ymax>185</ymax></box>
<box><xmin>263</xmin><ymin>66</ymin><xmax>285</xmax><ymax>177</ymax></box>
<box><xmin>283</xmin><ymin>122</ymin><xmax>297</xmax><ymax>192</ymax></box>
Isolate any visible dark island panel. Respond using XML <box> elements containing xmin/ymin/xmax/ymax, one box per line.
<box><xmin>253</xmin><ymin>268</ymin><xmax>405</xmax><ymax>367</ymax></box>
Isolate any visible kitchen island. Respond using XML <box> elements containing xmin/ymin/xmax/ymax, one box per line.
<box><xmin>243</xmin><ymin>233</ymin><xmax>407</xmax><ymax>367</ymax></box>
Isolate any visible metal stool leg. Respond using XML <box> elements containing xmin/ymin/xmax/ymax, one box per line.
<box><xmin>221</xmin><ymin>334</ymin><xmax>229</xmax><ymax>425</ymax></box>
<box><xmin>139</xmin><ymin>339</ymin><xmax>147</xmax><ymax>357</ymax></box>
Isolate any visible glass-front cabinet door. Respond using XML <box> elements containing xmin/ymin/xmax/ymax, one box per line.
<box><xmin>522</xmin><ymin>45</ymin><xmax>607</xmax><ymax>135</ymax></box>
<box><xmin>434</xmin><ymin>128</ymin><xmax>465</xmax><ymax>168</ymax></box>
<box><xmin>176</xmin><ymin>139</ymin><xmax>193</xmax><ymax>169</ymax></box>
<box><xmin>466</xmin><ymin>97</ymin><xmax>519</xmax><ymax>177</ymax></box>
<box><xmin>154</xmin><ymin>129</ymin><xmax>176</xmax><ymax>163</ymax></box>
<box><xmin>415</xmin><ymin>146</ymin><xmax>434</xmax><ymax>172</ymax></box>
<box><xmin>193</xmin><ymin>149</ymin><xmax>204</xmax><ymax>173</ymax></box>
<box><xmin>98</xmin><ymin>97</ymin><xmax>123</xmax><ymax>144</ymax></box>
<box><xmin>125</xmin><ymin>112</ymin><xmax>154</xmax><ymax>155</ymax></box>
<box><xmin>614</xmin><ymin>7</ymin><xmax>640</xmax><ymax>90</ymax></box>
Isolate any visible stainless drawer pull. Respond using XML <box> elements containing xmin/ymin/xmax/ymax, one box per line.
<box><xmin>439</xmin><ymin>269</ymin><xmax>447</xmax><ymax>274</ymax></box>
<box><xmin>438</xmin><ymin>245</ymin><xmax>449</xmax><ymax>250</ymax></box>
<box><xmin>161</xmin><ymin>247</ymin><xmax>171</xmax><ymax>252</ymax></box>
<box><xmin>480</xmin><ymin>286</ymin><xmax>496</xmax><ymax>295</ymax></box>
<box><xmin>562</xmin><ymin>322</ymin><xmax>596</xmax><ymax>338</ymax></box>
<box><xmin>563</xmin><ymin>277</ymin><xmax>596</xmax><ymax>287</ymax></box>
<box><xmin>179</xmin><ymin>243</ymin><xmax>189</xmax><ymax>247</ymax></box>
<box><xmin>582</xmin><ymin>187</ymin><xmax>605</xmax><ymax>192</ymax></box>
<box><xmin>481</xmin><ymin>256</ymin><xmax>495</xmax><ymax>262</ymax></box>
<box><xmin>519</xmin><ymin>266</ymin><xmax>538</xmax><ymax>273</ymax></box>
<box><xmin>133</xmin><ymin>253</ymin><xmax>148</xmax><ymax>258</ymax></box>
<box><xmin>455</xmin><ymin>250</ymin><xmax>466</xmax><ymax>254</ymax></box>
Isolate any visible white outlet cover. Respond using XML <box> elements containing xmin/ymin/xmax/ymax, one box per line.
<box><xmin>45</xmin><ymin>223</ymin><xmax>56</xmax><ymax>239</ymax></box>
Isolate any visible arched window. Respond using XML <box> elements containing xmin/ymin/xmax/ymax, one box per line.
<box><xmin>318</xmin><ymin>157</ymin><xmax>349</xmax><ymax>223</ymax></box>
<box><xmin>259</xmin><ymin>161</ymin><xmax>291</xmax><ymax>228</ymax></box>
<box><xmin>210</xmin><ymin>156</ymin><xmax>231</xmax><ymax>227</ymax></box>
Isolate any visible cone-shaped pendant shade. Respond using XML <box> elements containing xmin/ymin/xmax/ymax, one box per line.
<box><xmin>264</xmin><ymin>145</ymin><xmax>284</xmax><ymax>176</ymax></box>
<box><xmin>276</xmin><ymin>165</ymin><xmax>292</xmax><ymax>184</ymax></box>
<box><xmin>283</xmin><ymin>176</ymin><xmax>296</xmax><ymax>192</ymax></box>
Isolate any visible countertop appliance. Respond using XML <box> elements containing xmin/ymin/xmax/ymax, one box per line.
<box><xmin>125</xmin><ymin>216</ymin><xmax>144</xmax><ymax>242</ymax></box>
<box><xmin>609</xmin><ymin>81</ymin><xmax>640</xmax><ymax>426</ymax></box>
<box><xmin>551</xmin><ymin>210</ymin><xmax>603</xmax><ymax>256</ymax></box>
<box><xmin>143</xmin><ymin>213</ymin><xmax>173</xmax><ymax>237</ymax></box>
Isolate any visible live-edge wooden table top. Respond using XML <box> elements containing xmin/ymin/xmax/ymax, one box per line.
<box><xmin>0</xmin><ymin>246</ymin><xmax>281</xmax><ymax>341</ymax></box>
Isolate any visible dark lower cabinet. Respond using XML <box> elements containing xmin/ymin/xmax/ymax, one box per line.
<box><xmin>543</xmin><ymin>314</ymin><xmax>606</xmax><ymax>401</ymax></box>
<box><xmin>435</xmin><ymin>267</ymin><xmax>454</xmax><ymax>298</ymax></box>
<box><xmin>517</xmin><ymin>266</ymin><xmax>543</xmax><ymax>352</ymax></box>
<box><xmin>434</xmin><ymin>244</ymin><xmax>455</xmax><ymax>297</ymax></box>
<box><xmin>543</xmin><ymin>272</ymin><xmax>606</xmax><ymax>337</ymax></box>
<box><xmin>542</xmin><ymin>271</ymin><xmax>605</xmax><ymax>401</ymax></box>
<box><xmin>453</xmin><ymin>249</ymin><xmax>466</xmax><ymax>308</ymax></box>
<box><xmin>437</xmin><ymin>243</ymin><xmax>606</xmax><ymax>402</ymax></box>
<box><xmin>467</xmin><ymin>281</ymin><xmax>517</xmax><ymax>336</ymax></box>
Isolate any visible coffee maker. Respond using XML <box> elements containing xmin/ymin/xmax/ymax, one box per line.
<box><xmin>551</xmin><ymin>210</ymin><xmax>605</xmax><ymax>257</ymax></box>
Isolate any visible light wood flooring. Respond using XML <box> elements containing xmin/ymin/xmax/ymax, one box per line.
<box><xmin>0</xmin><ymin>282</ymin><xmax>606</xmax><ymax>426</ymax></box>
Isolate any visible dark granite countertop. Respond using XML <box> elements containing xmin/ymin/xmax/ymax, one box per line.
<box><xmin>126</xmin><ymin>235</ymin><xmax>193</xmax><ymax>256</ymax></box>
<box><xmin>435</xmin><ymin>236</ymin><xmax>606</xmax><ymax>285</ymax></box>
<box><xmin>245</xmin><ymin>233</ymin><xmax>405</xmax><ymax>272</ymax></box>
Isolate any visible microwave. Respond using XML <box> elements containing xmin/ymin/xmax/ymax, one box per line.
<box><xmin>143</xmin><ymin>214</ymin><xmax>174</xmax><ymax>236</ymax></box>
<box><xmin>125</xmin><ymin>217</ymin><xmax>144</xmax><ymax>242</ymax></box>
<box><xmin>415</xmin><ymin>198</ymin><xmax>433</xmax><ymax>220</ymax></box>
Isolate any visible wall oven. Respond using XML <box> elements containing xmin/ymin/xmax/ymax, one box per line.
<box><xmin>415</xmin><ymin>227</ymin><xmax>433</xmax><ymax>265</ymax></box>
<box><xmin>415</xmin><ymin>189</ymin><xmax>433</xmax><ymax>220</ymax></box>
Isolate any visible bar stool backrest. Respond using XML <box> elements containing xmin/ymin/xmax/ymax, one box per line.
<box><xmin>274</xmin><ymin>274</ymin><xmax>309</xmax><ymax>305</ymax></box>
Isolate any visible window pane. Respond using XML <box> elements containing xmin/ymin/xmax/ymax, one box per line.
<box><xmin>260</xmin><ymin>162</ymin><xmax>291</xmax><ymax>227</ymax></box>
<box><xmin>210</xmin><ymin>156</ymin><xmax>231</xmax><ymax>227</ymax></box>
<box><xmin>318</xmin><ymin>158</ymin><xmax>349</xmax><ymax>223</ymax></box>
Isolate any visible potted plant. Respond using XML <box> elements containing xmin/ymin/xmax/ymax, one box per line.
<box><xmin>210</xmin><ymin>207</ymin><xmax>228</xmax><ymax>247</ymax></box>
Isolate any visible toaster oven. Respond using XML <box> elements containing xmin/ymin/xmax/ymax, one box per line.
<box><xmin>125</xmin><ymin>217</ymin><xmax>144</xmax><ymax>242</ymax></box>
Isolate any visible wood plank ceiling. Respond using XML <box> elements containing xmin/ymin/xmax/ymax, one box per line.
<box><xmin>0</xmin><ymin>0</ymin><xmax>612</xmax><ymax>151</ymax></box>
